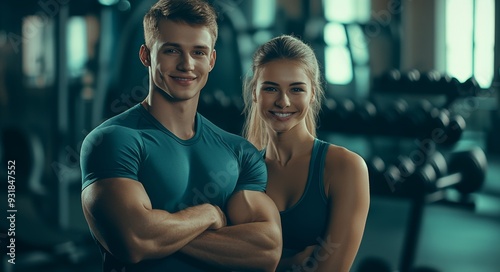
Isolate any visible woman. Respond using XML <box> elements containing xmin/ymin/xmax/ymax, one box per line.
<box><xmin>242</xmin><ymin>35</ymin><xmax>370</xmax><ymax>272</ymax></box>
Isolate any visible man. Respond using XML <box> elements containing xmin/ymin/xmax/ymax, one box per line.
<box><xmin>80</xmin><ymin>0</ymin><xmax>282</xmax><ymax>271</ymax></box>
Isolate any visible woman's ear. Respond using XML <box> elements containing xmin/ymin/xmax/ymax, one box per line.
<box><xmin>310</xmin><ymin>87</ymin><xmax>316</xmax><ymax>103</ymax></box>
<box><xmin>139</xmin><ymin>44</ymin><xmax>151</xmax><ymax>67</ymax></box>
<box><xmin>252</xmin><ymin>89</ymin><xmax>257</xmax><ymax>103</ymax></box>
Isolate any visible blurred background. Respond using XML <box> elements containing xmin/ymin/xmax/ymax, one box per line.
<box><xmin>0</xmin><ymin>0</ymin><xmax>499</xmax><ymax>271</ymax></box>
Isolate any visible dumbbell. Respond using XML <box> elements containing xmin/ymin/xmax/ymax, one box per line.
<box><xmin>368</xmin><ymin>152</ymin><xmax>434</xmax><ymax>195</ymax></box>
<box><xmin>349</xmin><ymin>100</ymin><xmax>378</xmax><ymax>133</ymax></box>
<box><xmin>440</xmin><ymin>113</ymin><xmax>466</xmax><ymax>146</ymax></box>
<box><xmin>377</xmin><ymin>69</ymin><xmax>467</xmax><ymax>102</ymax></box>
<box><xmin>421</xmin><ymin>70</ymin><xmax>442</xmax><ymax>87</ymax></box>
<box><xmin>321</xmin><ymin>97</ymin><xmax>345</xmax><ymax>131</ymax></box>
<box><xmin>367</xmin><ymin>156</ymin><xmax>403</xmax><ymax>195</ymax></box>
<box><xmin>400</xmin><ymin>69</ymin><xmax>421</xmax><ymax>93</ymax></box>
<box><xmin>374</xmin><ymin>69</ymin><xmax>401</xmax><ymax>92</ymax></box>
<box><xmin>398</xmin><ymin>99</ymin><xmax>438</xmax><ymax>137</ymax></box>
<box><xmin>321</xmin><ymin>97</ymin><xmax>357</xmax><ymax>132</ymax></box>
<box><xmin>376</xmin><ymin>98</ymin><xmax>409</xmax><ymax>135</ymax></box>
<box><xmin>320</xmin><ymin>98</ymin><xmax>338</xmax><ymax>131</ymax></box>
<box><xmin>337</xmin><ymin>98</ymin><xmax>357</xmax><ymax>131</ymax></box>
<box><xmin>400</xmin><ymin>147</ymin><xmax>487</xmax><ymax>195</ymax></box>
<box><xmin>416</xmin><ymin>107</ymin><xmax>450</xmax><ymax>142</ymax></box>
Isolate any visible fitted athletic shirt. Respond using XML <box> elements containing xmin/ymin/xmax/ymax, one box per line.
<box><xmin>266</xmin><ymin>138</ymin><xmax>330</xmax><ymax>257</ymax></box>
<box><xmin>80</xmin><ymin>103</ymin><xmax>267</xmax><ymax>272</ymax></box>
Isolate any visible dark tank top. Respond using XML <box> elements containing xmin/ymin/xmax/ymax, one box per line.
<box><xmin>267</xmin><ymin>138</ymin><xmax>330</xmax><ymax>253</ymax></box>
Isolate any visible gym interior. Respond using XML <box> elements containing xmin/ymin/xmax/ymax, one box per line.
<box><xmin>0</xmin><ymin>0</ymin><xmax>499</xmax><ymax>271</ymax></box>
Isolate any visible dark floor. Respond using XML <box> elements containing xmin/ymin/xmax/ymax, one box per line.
<box><xmin>2</xmin><ymin>134</ymin><xmax>500</xmax><ymax>272</ymax></box>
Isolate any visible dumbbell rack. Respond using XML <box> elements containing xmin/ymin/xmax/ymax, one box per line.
<box><xmin>352</xmin><ymin>69</ymin><xmax>486</xmax><ymax>272</ymax></box>
<box><xmin>367</xmin><ymin>146</ymin><xmax>487</xmax><ymax>272</ymax></box>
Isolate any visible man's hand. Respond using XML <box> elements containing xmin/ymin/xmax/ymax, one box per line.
<box><xmin>209</xmin><ymin>205</ymin><xmax>226</xmax><ymax>230</ymax></box>
<box><xmin>81</xmin><ymin>178</ymin><xmax>231</xmax><ymax>264</ymax></box>
<box><xmin>180</xmin><ymin>190</ymin><xmax>282</xmax><ymax>271</ymax></box>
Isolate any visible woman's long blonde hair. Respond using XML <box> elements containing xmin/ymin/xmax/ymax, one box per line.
<box><xmin>242</xmin><ymin>35</ymin><xmax>325</xmax><ymax>150</ymax></box>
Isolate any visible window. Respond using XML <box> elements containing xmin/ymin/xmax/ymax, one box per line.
<box><xmin>323</xmin><ymin>0</ymin><xmax>370</xmax><ymax>92</ymax></box>
<box><xmin>445</xmin><ymin>0</ymin><xmax>495</xmax><ymax>88</ymax></box>
<box><xmin>22</xmin><ymin>15</ymin><xmax>55</xmax><ymax>88</ymax></box>
<box><xmin>67</xmin><ymin>17</ymin><xmax>88</xmax><ymax>78</ymax></box>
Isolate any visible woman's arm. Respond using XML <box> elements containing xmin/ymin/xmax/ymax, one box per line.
<box><xmin>278</xmin><ymin>146</ymin><xmax>370</xmax><ymax>272</ymax></box>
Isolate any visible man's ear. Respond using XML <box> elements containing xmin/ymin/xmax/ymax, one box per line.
<box><xmin>139</xmin><ymin>44</ymin><xmax>151</xmax><ymax>67</ymax></box>
<box><xmin>209</xmin><ymin>49</ymin><xmax>216</xmax><ymax>72</ymax></box>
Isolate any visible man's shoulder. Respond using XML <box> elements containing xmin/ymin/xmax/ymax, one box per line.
<box><xmin>84</xmin><ymin>106</ymin><xmax>144</xmax><ymax>144</ymax></box>
<box><xmin>99</xmin><ymin>104</ymin><xmax>143</xmax><ymax>128</ymax></box>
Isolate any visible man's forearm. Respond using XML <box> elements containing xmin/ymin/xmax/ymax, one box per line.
<box><xmin>180</xmin><ymin>221</ymin><xmax>281</xmax><ymax>271</ymax></box>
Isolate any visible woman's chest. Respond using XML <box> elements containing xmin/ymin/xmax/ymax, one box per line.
<box><xmin>266</xmin><ymin>161</ymin><xmax>311</xmax><ymax>211</ymax></box>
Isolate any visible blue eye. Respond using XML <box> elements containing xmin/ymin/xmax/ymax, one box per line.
<box><xmin>164</xmin><ymin>48</ymin><xmax>179</xmax><ymax>54</ymax></box>
<box><xmin>263</xmin><ymin>87</ymin><xmax>277</xmax><ymax>92</ymax></box>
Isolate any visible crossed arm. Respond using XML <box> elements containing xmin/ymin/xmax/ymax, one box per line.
<box><xmin>81</xmin><ymin>177</ymin><xmax>282</xmax><ymax>271</ymax></box>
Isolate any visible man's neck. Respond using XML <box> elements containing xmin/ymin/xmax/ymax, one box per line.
<box><xmin>142</xmin><ymin>94</ymin><xmax>199</xmax><ymax>140</ymax></box>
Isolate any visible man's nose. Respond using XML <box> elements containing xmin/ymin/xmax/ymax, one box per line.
<box><xmin>177</xmin><ymin>54</ymin><xmax>195</xmax><ymax>71</ymax></box>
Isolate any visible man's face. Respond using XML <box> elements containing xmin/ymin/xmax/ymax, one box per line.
<box><xmin>143</xmin><ymin>20</ymin><xmax>216</xmax><ymax>102</ymax></box>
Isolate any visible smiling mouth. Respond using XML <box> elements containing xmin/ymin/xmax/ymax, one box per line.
<box><xmin>171</xmin><ymin>76</ymin><xmax>196</xmax><ymax>81</ymax></box>
<box><xmin>272</xmin><ymin>112</ymin><xmax>293</xmax><ymax>118</ymax></box>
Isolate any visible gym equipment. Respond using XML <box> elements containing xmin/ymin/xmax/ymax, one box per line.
<box><xmin>366</xmin><ymin>147</ymin><xmax>487</xmax><ymax>272</ymax></box>
<box><xmin>348</xmin><ymin>100</ymin><xmax>378</xmax><ymax>134</ymax></box>
<box><xmin>448</xmin><ymin>147</ymin><xmax>487</xmax><ymax>194</ymax></box>
<box><xmin>440</xmin><ymin>113</ymin><xmax>466</xmax><ymax>146</ymax></box>
<box><xmin>0</xmin><ymin>126</ymin><xmax>97</xmax><ymax>271</ymax></box>
<box><xmin>320</xmin><ymin>97</ymin><xmax>356</xmax><ymax>132</ymax></box>
<box><xmin>373</xmin><ymin>69</ymin><xmax>464</xmax><ymax>104</ymax></box>
<box><xmin>459</xmin><ymin>76</ymin><xmax>480</xmax><ymax>97</ymax></box>
<box><xmin>376</xmin><ymin>98</ymin><xmax>409</xmax><ymax>135</ymax></box>
<box><xmin>368</xmin><ymin>148</ymin><xmax>487</xmax><ymax>197</ymax></box>
<box><xmin>403</xmin><ymin>99</ymin><xmax>437</xmax><ymax>128</ymax></box>
<box><xmin>417</xmin><ymin>108</ymin><xmax>450</xmax><ymax>142</ymax></box>
<box><xmin>318</xmin><ymin>95</ymin><xmax>466</xmax><ymax>146</ymax></box>
<box><xmin>400</xmin><ymin>147</ymin><xmax>487</xmax><ymax>195</ymax></box>
<box><xmin>366</xmin><ymin>145</ymin><xmax>488</xmax><ymax>202</ymax></box>
<box><xmin>367</xmin><ymin>156</ymin><xmax>402</xmax><ymax>195</ymax></box>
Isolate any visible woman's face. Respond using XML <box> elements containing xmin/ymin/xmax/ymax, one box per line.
<box><xmin>254</xmin><ymin>59</ymin><xmax>314</xmax><ymax>135</ymax></box>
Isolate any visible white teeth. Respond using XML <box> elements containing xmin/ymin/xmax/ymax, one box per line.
<box><xmin>274</xmin><ymin>112</ymin><xmax>292</xmax><ymax>118</ymax></box>
<box><xmin>175</xmin><ymin>77</ymin><xmax>191</xmax><ymax>81</ymax></box>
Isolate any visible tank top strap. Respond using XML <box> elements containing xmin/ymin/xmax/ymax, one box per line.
<box><xmin>309</xmin><ymin>138</ymin><xmax>330</xmax><ymax>202</ymax></box>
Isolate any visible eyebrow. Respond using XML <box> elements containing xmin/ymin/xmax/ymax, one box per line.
<box><xmin>262</xmin><ymin>81</ymin><xmax>307</xmax><ymax>86</ymax></box>
<box><xmin>159</xmin><ymin>42</ymin><xmax>210</xmax><ymax>50</ymax></box>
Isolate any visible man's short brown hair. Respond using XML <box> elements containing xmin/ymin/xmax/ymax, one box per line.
<box><xmin>143</xmin><ymin>0</ymin><xmax>218</xmax><ymax>49</ymax></box>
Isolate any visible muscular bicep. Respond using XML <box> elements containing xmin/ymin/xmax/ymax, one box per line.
<box><xmin>81</xmin><ymin>178</ymin><xmax>154</xmax><ymax>259</ymax></box>
<box><xmin>226</xmin><ymin>190</ymin><xmax>281</xmax><ymax>226</ymax></box>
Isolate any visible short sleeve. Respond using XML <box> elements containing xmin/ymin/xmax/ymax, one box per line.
<box><xmin>80</xmin><ymin>126</ymin><xmax>143</xmax><ymax>190</ymax></box>
<box><xmin>234</xmin><ymin>141</ymin><xmax>267</xmax><ymax>192</ymax></box>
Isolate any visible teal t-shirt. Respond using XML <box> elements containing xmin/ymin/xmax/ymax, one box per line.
<box><xmin>80</xmin><ymin>104</ymin><xmax>267</xmax><ymax>271</ymax></box>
